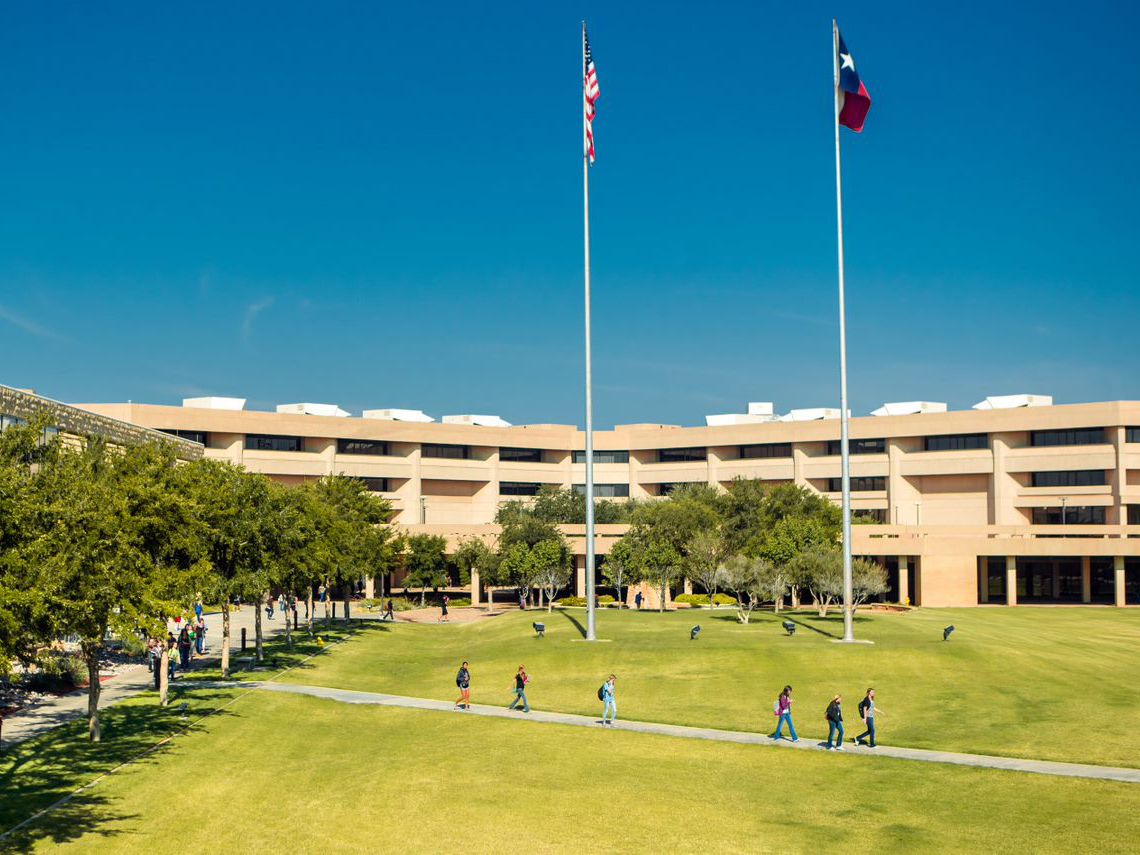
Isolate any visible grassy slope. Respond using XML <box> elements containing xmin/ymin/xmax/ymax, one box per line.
<box><xmin>8</xmin><ymin>691</ymin><xmax>1139</xmax><ymax>854</ymax></box>
<box><xmin>277</xmin><ymin>607</ymin><xmax>1140</xmax><ymax>767</ymax></box>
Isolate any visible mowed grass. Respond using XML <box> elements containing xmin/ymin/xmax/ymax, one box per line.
<box><xmin>278</xmin><ymin>606</ymin><xmax>1140</xmax><ymax>767</ymax></box>
<box><xmin>5</xmin><ymin>690</ymin><xmax>1139</xmax><ymax>854</ymax></box>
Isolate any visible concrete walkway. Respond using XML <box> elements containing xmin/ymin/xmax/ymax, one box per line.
<box><xmin>203</xmin><ymin>680</ymin><xmax>1140</xmax><ymax>785</ymax></box>
<box><xmin>1</xmin><ymin>607</ymin><xmax>291</xmax><ymax>748</ymax></box>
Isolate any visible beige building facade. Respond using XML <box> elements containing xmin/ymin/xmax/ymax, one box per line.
<box><xmin>76</xmin><ymin>396</ymin><xmax>1140</xmax><ymax>608</ymax></box>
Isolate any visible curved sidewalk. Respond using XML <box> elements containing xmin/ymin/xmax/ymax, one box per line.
<box><xmin>206</xmin><ymin>680</ymin><xmax>1140</xmax><ymax>785</ymax></box>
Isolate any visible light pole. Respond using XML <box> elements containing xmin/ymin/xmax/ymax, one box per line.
<box><xmin>1060</xmin><ymin>496</ymin><xmax>1068</xmax><ymax>526</ymax></box>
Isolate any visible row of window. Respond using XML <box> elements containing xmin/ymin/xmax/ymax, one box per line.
<box><xmin>1031</xmin><ymin>506</ymin><xmax>1106</xmax><ymax>525</ymax></box>
<box><xmin>826</xmin><ymin>438</ymin><xmax>886</xmax><ymax>456</ymax></box>
<box><xmin>572</xmin><ymin>450</ymin><xmax>630</xmax><ymax>464</ymax></box>
<box><xmin>1029</xmin><ymin>470</ymin><xmax>1107</xmax><ymax>488</ymax></box>
<box><xmin>826</xmin><ymin>477</ymin><xmax>886</xmax><ymax>492</ymax></box>
<box><xmin>1</xmin><ymin>414</ymin><xmax>60</xmax><ymax>443</ymax></box>
<box><xmin>924</xmin><ymin>433</ymin><xmax>988</xmax><ymax>451</ymax></box>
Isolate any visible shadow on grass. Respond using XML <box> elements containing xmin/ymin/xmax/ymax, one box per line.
<box><xmin>556</xmin><ymin>609</ymin><xmax>588</xmax><ymax>639</ymax></box>
<box><xmin>0</xmin><ymin>689</ymin><xmax>239</xmax><ymax>851</ymax></box>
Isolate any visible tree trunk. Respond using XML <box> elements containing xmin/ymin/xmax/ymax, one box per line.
<box><xmin>284</xmin><ymin>593</ymin><xmax>294</xmax><ymax>648</ymax></box>
<box><xmin>420</xmin><ymin>586</ymin><xmax>426</xmax><ymax>608</ymax></box>
<box><xmin>343</xmin><ymin>584</ymin><xmax>352</xmax><ymax>625</ymax></box>
<box><xmin>306</xmin><ymin>589</ymin><xmax>314</xmax><ymax>634</ymax></box>
<box><xmin>659</xmin><ymin>583</ymin><xmax>666</xmax><ymax>613</ymax></box>
<box><xmin>791</xmin><ymin>586</ymin><xmax>800</xmax><ymax>609</ymax></box>
<box><xmin>774</xmin><ymin>595</ymin><xmax>783</xmax><ymax>614</ymax></box>
<box><xmin>159</xmin><ymin>646</ymin><xmax>170</xmax><ymax>706</ymax></box>
<box><xmin>547</xmin><ymin>589</ymin><xmax>553</xmax><ymax>613</ymax></box>
<box><xmin>255</xmin><ymin>599</ymin><xmax>264</xmax><ymax>663</ymax></box>
<box><xmin>486</xmin><ymin>587</ymin><xmax>494</xmax><ymax>613</ymax></box>
<box><xmin>324</xmin><ymin>579</ymin><xmax>331</xmax><ymax>625</ymax></box>
<box><xmin>83</xmin><ymin>641</ymin><xmax>101</xmax><ymax>742</ymax></box>
<box><xmin>221</xmin><ymin>604</ymin><xmax>231</xmax><ymax>678</ymax></box>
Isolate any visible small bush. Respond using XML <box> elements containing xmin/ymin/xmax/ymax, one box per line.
<box><xmin>119</xmin><ymin>632</ymin><xmax>148</xmax><ymax>658</ymax></box>
<box><xmin>598</xmin><ymin>595</ymin><xmax>615</xmax><ymax>605</ymax></box>
<box><xmin>24</xmin><ymin>653</ymin><xmax>87</xmax><ymax>692</ymax></box>
<box><xmin>674</xmin><ymin>593</ymin><xmax>738</xmax><ymax>606</ymax></box>
<box><xmin>555</xmin><ymin>596</ymin><xmax>587</xmax><ymax>607</ymax></box>
<box><xmin>446</xmin><ymin>598</ymin><xmax>472</xmax><ymax>608</ymax></box>
<box><xmin>360</xmin><ymin>597</ymin><xmax>418</xmax><ymax>611</ymax></box>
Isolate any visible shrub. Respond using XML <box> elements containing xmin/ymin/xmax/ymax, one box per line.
<box><xmin>555</xmin><ymin>596</ymin><xmax>587</xmax><ymax>607</ymax></box>
<box><xmin>446</xmin><ymin>598</ymin><xmax>472</xmax><ymax>608</ymax></box>
<box><xmin>598</xmin><ymin>595</ymin><xmax>615</xmax><ymax>605</ymax></box>
<box><xmin>24</xmin><ymin>653</ymin><xmax>87</xmax><ymax>692</ymax></box>
<box><xmin>119</xmin><ymin>632</ymin><xmax>147</xmax><ymax>658</ymax></box>
<box><xmin>361</xmin><ymin>597</ymin><xmax>418</xmax><ymax>611</ymax></box>
<box><xmin>674</xmin><ymin>593</ymin><xmax>738</xmax><ymax>606</ymax></box>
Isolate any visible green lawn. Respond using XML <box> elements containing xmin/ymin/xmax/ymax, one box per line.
<box><xmin>4</xmin><ymin>690</ymin><xmax>1138</xmax><ymax>853</ymax></box>
<box><xmin>277</xmin><ymin>606</ymin><xmax>1140</xmax><ymax>767</ymax></box>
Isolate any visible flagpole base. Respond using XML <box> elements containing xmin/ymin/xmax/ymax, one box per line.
<box><xmin>831</xmin><ymin>638</ymin><xmax>875</xmax><ymax>645</ymax></box>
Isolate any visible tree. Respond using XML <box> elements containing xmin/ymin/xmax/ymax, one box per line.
<box><xmin>496</xmin><ymin>485</ymin><xmax>634</xmax><ymax>525</ymax></box>
<box><xmin>851</xmin><ymin>559</ymin><xmax>890</xmax><ymax>612</ymax></box>
<box><xmin>603</xmin><ymin>539</ymin><xmax>633</xmax><ymax>608</ymax></box>
<box><xmin>684</xmin><ymin>528</ymin><xmax>727</xmax><ymax>607</ymax></box>
<box><xmin>788</xmin><ymin>546</ymin><xmax>844</xmax><ymax>617</ymax></box>
<box><xmin>454</xmin><ymin>537</ymin><xmax>504</xmax><ymax>612</ymax></box>
<box><xmin>530</xmin><ymin>538</ymin><xmax>572</xmax><ymax>613</ymax></box>
<box><xmin>718</xmin><ymin>555</ymin><xmax>765</xmax><ymax>624</ymax></box>
<box><xmin>630</xmin><ymin>539</ymin><xmax>682</xmax><ymax>613</ymax></box>
<box><xmin>404</xmin><ymin>534</ymin><xmax>449</xmax><ymax>606</ymax></box>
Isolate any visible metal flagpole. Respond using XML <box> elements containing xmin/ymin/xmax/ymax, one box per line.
<box><xmin>583</xmin><ymin>22</ymin><xmax>597</xmax><ymax>641</ymax></box>
<box><xmin>833</xmin><ymin>19</ymin><xmax>855</xmax><ymax>643</ymax></box>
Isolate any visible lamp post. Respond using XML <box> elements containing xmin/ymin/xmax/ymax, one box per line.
<box><xmin>1060</xmin><ymin>496</ymin><xmax>1068</xmax><ymax>526</ymax></box>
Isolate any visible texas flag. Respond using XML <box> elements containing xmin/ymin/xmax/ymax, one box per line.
<box><xmin>836</xmin><ymin>27</ymin><xmax>871</xmax><ymax>132</ymax></box>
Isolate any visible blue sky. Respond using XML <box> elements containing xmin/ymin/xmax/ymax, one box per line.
<box><xmin>0</xmin><ymin>1</ymin><xmax>1136</xmax><ymax>427</ymax></box>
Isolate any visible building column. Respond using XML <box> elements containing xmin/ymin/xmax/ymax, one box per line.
<box><xmin>1115</xmin><ymin>556</ymin><xmax>1126</xmax><ymax>608</ymax></box>
<box><xmin>978</xmin><ymin>559</ymin><xmax>989</xmax><ymax>604</ymax></box>
<box><xmin>1006</xmin><ymin>556</ymin><xmax>1017</xmax><ymax>606</ymax></box>
<box><xmin>897</xmin><ymin>556</ymin><xmax>909</xmax><ymax>605</ymax></box>
<box><xmin>470</xmin><ymin>569</ymin><xmax>480</xmax><ymax>606</ymax></box>
<box><xmin>576</xmin><ymin>558</ymin><xmax>586</xmax><ymax>598</ymax></box>
<box><xmin>364</xmin><ymin>576</ymin><xmax>375</xmax><ymax>599</ymax></box>
<box><xmin>1081</xmin><ymin>556</ymin><xmax>1091</xmax><ymax>604</ymax></box>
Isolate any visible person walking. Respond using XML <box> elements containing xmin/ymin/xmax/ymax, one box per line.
<box><xmin>177</xmin><ymin>625</ymin><xmax>192</xmax><ymax>670</ymax></box>
<box><xmin>508</xmin><ymin>665</ymin><xmax>531</xmax><ymax>713</ymax></box>
<box><xmin>265</xmin><ymin>597</ymin><xmax>274</xmax><ymax>620</ymax></box>
<box><xmin>195</xmin><ymin>616</ymin><xmax>206</xmax><ymax>655</ymax></box>
<box><xmin>440</xmin><ymin>595</ymin><xmax>450</xmax><ymax>623</ymax></box>
<box><xmin>455</xmin><ymin>661</ymin><xmax>472</xmax><ymax>710</ymax></box>
<box><xmin>826</xmin><ymin>695</ymin><xmax>845</xmax><ymax>750</ymax></box>
<box><xmin>600</xmin><ymin>674</ymin><xmax>617</xmax><ymax>726</ymax></box>
<box><xmin>385</xmin><ymin>598</ymin><xmax>395</xmax><ymax>622</ymax></box>
<box><xmin>166</xmin><ymin>633</ymin><xmax>177</xmax><ymax>681</ymax></box>
<box><xmin>635</xmin><ymin>591</ymin><xmax>643</xmax><ymax>610</ymax></box>
<box><xmin>518</xmin><ymin>589</ymin><xmax>526</xmax><ymax>611</ymax></box>
<box><xmin>771</xmin><ymin>685</ymin><xmax>799</xmax><ymax>742</ymax></box>
<box><xmin>855</xmin><ymin>688</ymin><xmax>883</xmax><ymax>747</ymax></box>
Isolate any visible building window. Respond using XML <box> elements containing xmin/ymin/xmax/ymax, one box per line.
<box><xmin>1030</xmin><ymin>470</ymin><xmax>1107</xmax><ymax>488</ymax></box>
<box><xmin>656</xmin><ymin>447</ymin><xmax>707</xmax><ymax>463</ymax></box>
<box><xmin>1127</xmin><ymin>427</ymin><xmax>1140</xmax><ymax>443</ymax></box>
<box><xmin>573</xmin><ymin>483</ymin><xmax>630</xmax><ymax>498</ymax></box>
<box><xmin>0</xmin><ymin>414</ymin><xmax>27</xmax><ymax>431</ymax></box>
<box><xmin>826</xmin><ymin>438</ymin><xmax>885</xmax><ymax>455</ymax></box>
<box><xmin>656</xmin><ymin>483</ymin><xmax>678</xmax><ymax>496</ymax></box>
<box><xmin>1031</xmin><ymin>506</ymin><xmax>1106</xmax><ymax>525</ymax></box>
<box><xmin>355</xmin><ymin>477</ymin><xmax>391</xmax><ymax>493</ymax></box>
<box><xmin>1128</xmin><ymin>505</ymin><xmax>1140</xmax><ymax>525</ymax></box>
<box><xmin>924</xmin><ymin>433</ymin><xmax>988</xmax><ymax>451</ymax></box>
<box><xmin>159</xmin><ymin>429</ymin><xmax>207</xmax><ymax>445</ymax></box>
<box><xmin>738</xmin><ymin>443</ymin><xmax>793</xmax><ymax>459</ymax></box>
<box><xmin>826</xmin><ymin>476</ymin><xmax>885</xmax><ymax>492</ymax></box>
<box><xmin>856</xmin><ymin>509</ymin><xmax>888</xmax><ymax>523</ymax></box>
<box><xmin>572</xmin><ymin>450</ymin><xmax>629</xmax><ymax>464</ymax></box>
<box><xmin>500</xmin><ymin>447</ymin><xmax>544</xmax><ymax>463</ymax></box>
<box><xmin>245</xmin><ymin>434</ymin><xmax>303</xmax><ymax>452</ymax></box>
<box><xmin>337</xmin><ymin>438</ymin><xmax>389</xmax><ymax>456</ymax></box>
<box><xmin>422</xmin><ymin>443</ymin><xmax>469</xmax><ymax>459</ymax></box>
<box><xmin>499</xmin><ymin>481</ymin><xmax>543</xmax><ymax>496</ymax></box>
<box><xmin>1030</xmin><ymin>428</ymin><xmax>1106</xmax><ymax>447</ymax></box>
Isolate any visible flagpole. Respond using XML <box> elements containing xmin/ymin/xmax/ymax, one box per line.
<box><xmin>833</xmin><ymin>19</ymin><xmax>855</xmax><ymax>643</ymax></box>
<box><xmin>582</xmin><ymin>21</ymin><xmax>597</xmax><ymax>642</ymax></box>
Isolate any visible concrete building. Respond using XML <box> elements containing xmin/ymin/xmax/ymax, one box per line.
<box><xmin>75</xmin><ymin>394</ymin><xmax>1140</xmax><ymax>608</ymax></box>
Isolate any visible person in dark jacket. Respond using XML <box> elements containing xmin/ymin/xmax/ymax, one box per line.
<box><xmin>855</xmin><ymin>688</ymin><xmax>883</xmax><ymax>747</ymax></box>
<box><xmin>826</xmin><ymin>695</ymin><xmax>845</xmax><ymax>750</ymax></box>
<box><xmin>455</xmin><ymin>661</ymin><xmax>472</xmax><ymax>710</ymax></box>
<box><xmin>177</xmin><ymin>626</ymin><xmax>192</xmax><ymax>670</ymax></box>
<box><xmin>507</xmin><ymin>665</ymin><xmax>530</xmax><ymax>713</ymax></box>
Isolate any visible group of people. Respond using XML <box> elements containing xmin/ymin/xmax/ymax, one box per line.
<box><xmin>147</xmin><ymin>603</ymin><xmax>209</xmax><ymax>687</ymax></box>
<box><xmin>451</xmin><ymin>664</ymin><xmax>882</xmax><ymax>745</ymax></box>
<box><xmin>773</xmin><ymin>684</ymin><xmax>884</xmax><ymax>749</ymax></box>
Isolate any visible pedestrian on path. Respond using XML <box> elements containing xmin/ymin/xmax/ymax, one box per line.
<box><xmin>771</xmin><ymin>685</ymin><xmax>799</xmax><ymax>742</ymax></box>
<box><xmin>508</xmin><ymin>665</ymin><xmax>530</xmax><ymax>713</ymax></box>
<box><xmin>635</xmin><ymin>591</ymin><xmax>643</xmax><ymax>610</ymax></box>
<box><xmin>855</xmin><ymin>688</ymin><xmax>883</xmax><ymax>747</ymax></box>
<box><xmin>518</xmin><ymin>589</ymin><xmax>526</xmax><ymax>610</ymax></box>
<box><xmin>177</xmin><ymin>626</ymin><xmax>192</xmax><ymax>670</ymax></box>
<box><xmin>826</xmin><ymin>695</ymin><xmax>845</xmax><ymax>750</ymax></box>
<box><xmin>266</xmin><ymin>597</ymin><xmax>274</xmax><ymax>620</ymax></box>
<box><xmin>166</xmin><ymin>634</ymin><xmax>177</xmax><ymax>681</ymax></box>
<box><xmin>440</xmin><ymin>595</ymin><xmax>450</xmax><ymax>623</ymax></box>
<box><xmin>195</xmin><ymin>617</ymin><xmax>206</xmax><ymax>654</ymax></box>
<box><xmin>278</xmin><ymin>594</ymin><xmax>287</xmax><ymax>620</ymax></box>
<box><xmin>455</xmin><ymin>661</ymin><xmax>471</xmax><ymax>710</ymax></box>
<box><xmin>600</xmin><ymin>674</ymin><xmax>617</xmax><ymax>725</ymax></box>
<box><xmin>385</xmin><ymin>598</ymin><xmax>395</xmax><ymax>621</ymax></box>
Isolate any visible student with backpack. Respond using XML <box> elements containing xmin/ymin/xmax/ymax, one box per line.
<box><xmin>771</xmin><ymin>685</ymin><xmax>799</xmax><ymax>742</ymax></box>
<box><xmin>599</xmin><ymin>674</ymin><xmax>617</xmax><ymax>726</ymax></box>
<box><xmin>825</xmin><ymin>695</ymin><xmax>845</xmax><ymax>750</ymax></box>
<box><xmin>855</xmin><ymin>688</ymin><xmax>883</xmax><ymax>747</ymax></box>
<box><xmin>508</xmin><ymin>665</ymin><xmax>531</xmax><ymax>713</ymax></box>
<box><xmin>454</xmin><ymin>661</ymin><xmax>472</xmax><ymax>710</ymax></box>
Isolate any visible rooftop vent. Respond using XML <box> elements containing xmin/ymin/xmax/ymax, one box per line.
<box><xmin>362</xmin><ymin>408</ymin><xmax>435</xmax><ymax>423</ymax></box>
<box><xmin>778</xmin><ymin>407</ymin><xmax>841</xmax><ymax>422</ymax></box>
<box><xmin>871</xmin><ymin>401</ymin><xmax>948</xmax><ymax>417</ymax></box>
<box><xmin>442</xmin><ymin>414</ymin><xmax>513</xmax><ymax>428</ymax></box>
<box><xmin>972</xmin><ymin>394</ymin><xmax>1053</xmax><ymax>410</ymax></box>
<box><xmin>182</xmin><ymin>396</ymin><xmax>246</xmax><ymax>411</ymax></box>
<box><xmin>276</xmin><ymin>402</ymin><xmax>350</xmax><ymax>418</ymax></box>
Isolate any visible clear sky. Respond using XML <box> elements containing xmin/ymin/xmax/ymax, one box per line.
<box><xmin>0</xmin><ymin>1</ymin><xmax>1136</xmax><ymax>427</ymax></box>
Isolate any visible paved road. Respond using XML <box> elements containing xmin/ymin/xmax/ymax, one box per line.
<box><xmin>200</xmin><ymin>680</ymin><xmax>1140</xmax><ymax>785</ymax></box>
<box><xmin>1</xmin><ymin>606</ymin><xmax>295</xmax><ymax>748</ymax></box>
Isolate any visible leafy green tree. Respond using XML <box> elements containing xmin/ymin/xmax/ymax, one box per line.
<box><xmin>497</xmin><ymin>485</ymin><xmax>634</xmax><ymax>525</ymax></box>
<box><xmin>404</xmin><ymin>533</ymin><xmax>449</xmax><ymax>606</ymax></box>
<box><xmin>852</xmin><ymin>559</ymin><xmax>890</xmax><ymax>612</ymax></box>
<box><xmin>684</xmin><ymin>528</ymin><xmax>727</xmax><ymax>607</ymax></box>
<box><xmin>602</xmin><ymin>539</ymin><xmax>633</xmax><ymax>608</ymax></box>
<box><xmin>530</xmin><ymin>538</ymin><xmax>572</xmax><ymax>613</ymax></box>
<box><xmin>718</xmin><ymin>554</ymin><xmax>768</xmax><ymax>624</ymax></box>
<box><xmin>788</xmin><ymin>546</ymin><xmax>844</xmax><ymax>617</ymax></box>
<box><xmin>454</xmin><ymin>537</ymin><xmax>504</xmax><ymax>611</ymax></box>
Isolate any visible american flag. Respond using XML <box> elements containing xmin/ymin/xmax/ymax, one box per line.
<box><xmin>583</xmin><ymin>25</ymin><xmax>600</xmax><ymax>163</ymax></box>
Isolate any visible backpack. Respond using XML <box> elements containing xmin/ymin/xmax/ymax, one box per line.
<box><xmin>598</xmin><ymin>684</ymin><xmax>606</xmax><ymax>701</ymax></box>
<box><xmin>858</xmin><ymin>698</ymin><xmax>870</xmax><ymax>718</ymax></box>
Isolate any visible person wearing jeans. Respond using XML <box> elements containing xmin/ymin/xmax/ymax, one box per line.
<box><xmin>772</xmin><ymin>685</ymin><xmax>799</xmax><ymax>742</ymax></box>
<box><xmin>855</xmin><ymin>688</ymin><xmax>882</xmax><ymax>747</ymax></box>
<box><xmin>601</xmin><ymin>674</ymin><xmax>617</xmax><ymax>725</ymax></box>
<box><xmin>826</xmin><ymin>695</ymin><xmax>845</xmax><ymax>750</ymax></box>
<box><xmin>508</xmin><ymin>665</ymin><xmax>531</xmax><ymax>713</ymax></box>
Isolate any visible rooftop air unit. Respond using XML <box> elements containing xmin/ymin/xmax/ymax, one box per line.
<box><xmin>442</xmin><ymin>414</ymin><xmax>513</xmax><ymax>428</ymax></box>
<box><xmin>778</xmin><ymin>408</ymin><xmax>841</xmax><ymax>422</ymax></box>
<box><xmin>972</xmin><ymin>394</ymin><xmax>1053</xmax><ymax>410</ymax></box>
<box><xmin>182</xmin><ymin>396</ymin><xmax>246</xmax><ymax>411</ymax></box>
<box><xmin>362</xmin><ymin>408</ymin><xmax>435</xmax><ymax>423</ymax></box>
<box><xmin>871</xmin><ymin>401</ymin><xmax>948</xmax><ymax>417</ymax></box>
<box><xmin>276</xmin><ymin>402</ymin><xmax>351</xmax><ymax>418</ymax></box>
